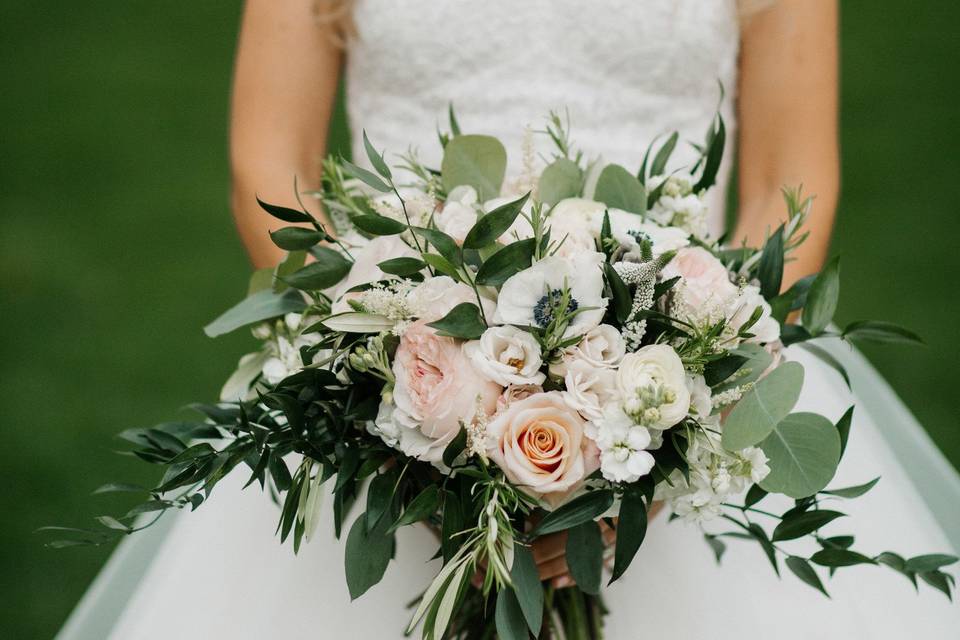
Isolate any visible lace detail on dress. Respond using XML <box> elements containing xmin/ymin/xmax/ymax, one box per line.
<box><xmin>345</xmin><ymin>0</ymin><xmax>740</xmax><ymax>234</ymax></box>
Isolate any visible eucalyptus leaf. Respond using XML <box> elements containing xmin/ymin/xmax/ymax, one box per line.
<box><xmin>721</xmin><ymin>361</ymin><xmax>805</xmax><ymax>450</ymax></box>
<box><xmin>712</xmin><ymin>343</ymin><xmax>774</xmax><ymax>394</ymax></box>
<box><xmin>594</xmin><ymin>164</ymin><xmax>646</xmax><ymax>214</ymax></box>
<box><xmin>538</xmin><ymin>158</ymin><xmax>583</xmax><ymax>206</ymax></box>
<box><xmin>441</xmin><ymin>134</ymin><xmax>507</xmax><ymax>201</ymax></box>
<box><xmin>802</xmin><ymin>256</ymin><xmax>840</xmax><ymax>335</ymax></box>
<box><xmin>759</xmin><ymin>412</ymin><xmax>842</xmax><ymax>499</ymax></box>
<box><xmin>204</xmin><ymin>288</ymin><xmax>306</xmax><ymax>338</ymax></box>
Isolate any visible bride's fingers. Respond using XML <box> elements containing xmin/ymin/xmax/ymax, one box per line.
<box><xmin>531</xmin><ymin>531</ymin><xmax>568</xmax><ymax>564</ymax></box>
<box><xmin>537</xmin><ymin>555</ymin><xmax>570</xmax><ymax>581</ymax></box>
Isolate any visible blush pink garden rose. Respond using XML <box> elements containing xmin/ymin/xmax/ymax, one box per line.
<box><xmin>486</xmin><ymin>391</ymin><xmax>600</xmax><ymax>506</ymax></box>
<box><xmin>390</xmin><ymin>320</ymin><xmax>500</xmax><ymax>462</ymax></box>
<box><xmin>661</xmin><ymin>246</ymin><xmax>738</xmax><ymax>309</ymax></box>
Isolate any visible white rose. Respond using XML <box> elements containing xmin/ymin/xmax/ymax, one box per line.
<box><xmin>562</xmin><ymin>359</ymin><xmax>619</xmax><ymax>421</ymax></box>
<box><xmin>464</xmin><ymin>325</ymin><xmax>546</xmax><ymax>386</ymax></box>
<box><xmin>726</xmin><ymin>284</ymin><xmax>780</xmax><ymax>344</ymax></box>
<box><xmin>616</xmin><ymin>344</ymin><xmax>690</xmax><ymax>430</ymax></box>
<box><xmin>545</xmin><ymin>198</ymin><xmax>605</xmax><ymax>257</ymax></box>
<box><xmin>436</xmin><ymin>185</ymin><xmax>479</xmax><ymax>244</ymax></box>
<box><xmin>551</xmin><ymin>324</ymin><xmax>625</xmax><ymax>377</ymax></box>
<box><xmin>494</xmin><ymin>252</ymin><xmax>607</xmax><ymax>338</ymax></box>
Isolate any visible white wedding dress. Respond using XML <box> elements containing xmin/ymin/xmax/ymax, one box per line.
<box><xmin>59</xmin><ymin>1</ymin><xmax>960</xmax><ymax>638</ymax></box>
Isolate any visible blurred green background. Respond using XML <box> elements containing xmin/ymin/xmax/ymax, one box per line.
<box><xmin>1</xmin><ymin>1</ymin><xmax>957</xmax><ymax>637</ymax></box>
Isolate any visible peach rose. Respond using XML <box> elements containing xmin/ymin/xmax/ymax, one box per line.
<box><xmin>661</xmin><ymin>246</ymin><xmax>738</xmax><ymax>311</ymax></box>
<box><xmin>390</xmin><ymin>320</ymin><xmax>500</xmax><ymax>462</ymax></box>
<box><xmin>486</xmin><ymin>391</ymin><xmax>599</xmax><ymax>505</ymax></box>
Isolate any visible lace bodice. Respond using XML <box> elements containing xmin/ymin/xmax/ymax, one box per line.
<box><xmin>345</xmin><ymin>0</ymin><xmax>740</xmax><ymax>230</ymax></box>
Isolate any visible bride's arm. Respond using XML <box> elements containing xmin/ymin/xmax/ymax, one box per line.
<box><xmin>735</xmin><ymin>0</ymin><xmax>839</xmax><ymax>288</ymax></box>
<box><xmin>230</xmin><ymin>0</ymin><xmax>342</xmax><ymax>269</ymax></box>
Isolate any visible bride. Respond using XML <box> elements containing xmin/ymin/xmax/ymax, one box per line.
<box><xmin>59</xmin><ymin>1</ymin><xmax>960</xmax><ymax>638</ymax></box>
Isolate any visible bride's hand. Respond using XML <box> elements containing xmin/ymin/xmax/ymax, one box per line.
<box><xmin>532</xmin><ymin>501</ymin><xmax>664</xmax><ymax>588</ymax></box>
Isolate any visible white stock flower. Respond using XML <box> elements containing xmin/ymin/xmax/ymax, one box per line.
<box><xmin>616</xmin><ymin>344</ymin><xmax>690</xmax><ymax>430</ymax></box>
<box><xmin>646</xmin><ymin>175</ymin><xmax>710</xmax><ymax>240</ymax></box>
<box><xmin>493</xmin><ymin>252</ymin><xmax>607</xmax><ymax>338</ymax></box>
<box><xmin>436</xmin><ymin>185</ymin><xmax>479</xmax><ymax>244</ymax></box>
<box><xmin>726</xmin><ymin>284</ymin><xmax>781</xmax><ymax>344</ymax></box>
<box><xmin>562</xmin><ymin>360</ymin><xmax>618</xmax><ymax>421</ymax></box>
<box><xmin>586</xmin><ymin>404</ymin><xmax>655</xmax><ymax>483</ymax></box>
<box><xmin>551</xmin><ymin>324</ymin><xmax>625</xmax><ymax>377</ymax></box>
<box><xmin>686</xmin><ymin>374</ymin><xmax>713</xmax><ymax>419</ymax></box>
<box><xmin>464</xmin><ymin>325</ymin><xmax>546</xmax><ymax>386</ymax></box>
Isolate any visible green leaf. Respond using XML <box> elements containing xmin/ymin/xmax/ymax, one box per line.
<box><xmin>538</xmin><ymin>158</ymin><xmax>583</xmax><ymax>206</ymax></box>
<box><xmin>341</xmin><ymin>157</ymin><xmax>391</xmax><ymax>192</ymax></box>
<box><xmin>203</xmin><ymin>288</ymin><xmax>306</xmax><ymax>338</ymax></box>
<box><xmin>610</xmin><ymin>488</ymin><xmax>647</xmax><ymax>583</ymax></box>
<box><xmin>414</xmin><ymin>227</ymin><xmax>462</xmax><ymax>266</ymax></box>
<box><xmin>269</xmin><ymin>226</ymin><xmax>323</xmax><ymax>250</ymax></box>
<box><xmin>703</xmin><ymin>354</ymin><xmax>748</xmax><ymax>387</ymax></box>
<box><xmin>744</xmin><ymin>484</ymin><xmax>768</xmax><ymax>508</ymax></box>
<box><xmin>463</xmin><ymin>193</ymin><xmax>529</xmax><ymax>249</ymax></box>
<box><xmin>693</xmin><ymin>115</ymin><xmax>726</xmax><ymax>192</ymax></box>
<box><xmin>426</xmin><ymin>302</ymin><xmax>486</xmax><ymax>340</ymax></box>
<box><xmin>919</xmin><ymin>570</ymin><xmax>954</xmax><ymax>600</ymax></box>
<box><xmin>748</xmin><ymin>523</ymin><xmax>780</xmax><ymax>576</ymax></box>
<box><xmin>705</xmin><ymin>534</ymin><xmax>727</xmax><ymax>564</ymax></box>
<box><xmin>712</xmin><ymin>343</ymin><xmax>773</xmax><ymax>394</ymax></box>
<box><xmin>757</xmin><ymin>225</ymin><xmax>784</xmax><ymax>299</ymax></box>
<box><xmin>531</xmin><ymin>490</ymin><xmax>614</xmax><ymax>537</ymax></box>
<box><xmin>566</xmin><ymin>521</ymin><xmax>604</xmax><ymax>594</ymax></box>
<box><xmin>603</xmin><ymin>262</ymin><xmax>632</xmax><ymax>324</ymax></box>
<box><xmin>321</xmin><ymin>312</ymin><xmax>395</xmax><ymax>333</ymax></box>
<box><xmin>421</xmin><ymin>253</ymin><xmax>462</xmax><ymax>281</ymax></box>
<box><xmin>377</xmin><ymin>257</ymin><xmax>426</xmax><ymax>276</ymax></box>
<box><xmin>92</xmin><ymin>483</ymin><xmax>148</xmax><ymax>495</ymax></box>
<box><xmin>759</xmin><ymin>412</ymin><xmax>842</xmax><ymax>499</ymax></box>
<box><xmin>786</xmin><ymin>556</ymin><xmax>830</xmax><ymax>597</ymax></box>
<box><xmin>650</xmin><ymin>131</ymin><xmax>679</xmax><ymax>177</ymax></box>
<box><xmin>440</xmin><ymin>491</ymin><xmax>463</xmax><ymax>563</ymax></box>
<box><xmin>352</xmin><ymin>214</ymin><xmax>408</xmax><ymax>236</ymax></box>
<box><xmin>475</xmin><ymin>239</ymin><xmax>536</xmax><ymax>286</ymax></box>
<box><xmin>772</xmin><ymin>510</ymin><xmax>845</xmax><ymax>541</ymax></box>
<box><xmin>510</xmin><ymin>546</ymin><xmax>544</xmax><ymax>635</ymax></box>
<box><xmin>282</xmin><ymin>247</ymin><xmax>352</xmax><ymax>290</ymax></box>
<box><xmin>842</xmin><ymin>320</ymin><xmax>924</xmax><ymax>346</ymax></box>
<box><xmin>798</xmin><ymin>342</ymin><xmax>850</xmax><ymax>389</ymax></box>
<box><xmin>905</xmin><ymin>554</ymin><xmax>959</xmax><ymax>573</ymax></box>
<box><xmin>802</xmin><ymin>256</ymin><xmax>840</xmax><ymax>336</ymax></box>
<box><xmin>821</xmin><ymin>477</ymin><xmax>880</xmax><ymax>499</ymax></box>
<box><xmin>365</xmin><ymin>471</ymin><xmax>396</xmax><ymax>531</ymax></box>
<box><xmin>442</xmin><ymin>429</ymin><xmax>468</xmax><ymax>467</ymax></box>
<box><xmin>721</xmin><ymin>361</ymin><xmax>805</xmax><ymax>450</ymax></box>
<box><xmin>344</xmin><ymin>513</ymin><xmax>394</xmax><ymax>600</ymax></box>
<box><xmin>441</xmin><ymin>134</ymin><xmax>507</xmax><ymax>201</ymax></box>
<box><xmin>389</xmin><ymin>485</ymin><xmax>440</xmax><ymax>532</ymax></box>
<box><xmin>835</xmin><ymin>406</ymin><xmax>854</xmax><ymax>459</ymax></box>
<box><xmin>495</xmin><ymin>587</ymin><xmax>529</xmax><ymax>640</ymax></box>
<box><xmin>256</xmin><ymin>197</ymin><xmax>313</xmax><ymax>223</ymax></box>
<box><xmin>821</xmin><ymin>535</ymin><xmax>855</xmax><ymax>550</ymax></box>
<box><xmin>810</xmin><ymin>548</ymin><xmax>876</xmax><ymax>568</ymax></box>
<box><xmin>362</xmin><ymin>129</ymin><xmax>392</xmax><ymax>180</ymax></box>
<box><xmin>594</xmin><ymin>164</ymin><xmax>646</xmax><ymax>214</ymax></box>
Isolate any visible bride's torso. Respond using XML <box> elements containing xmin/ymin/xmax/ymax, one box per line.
<box><xmin>345</xmin><ymin>0</ymin><xmax>740</xmax><ymax>224</ymax></box>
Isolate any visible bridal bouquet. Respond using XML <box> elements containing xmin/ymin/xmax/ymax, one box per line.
<box><xmin>57</xmin><ymin>110</ymin><xmax>956</xmax><ymax>639</ymax></box>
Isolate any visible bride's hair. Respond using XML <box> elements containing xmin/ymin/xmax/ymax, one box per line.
<box><xmin>313</xmin><ymin>0</ymin><xmax>774</xmax><ymax>44</ymax></box>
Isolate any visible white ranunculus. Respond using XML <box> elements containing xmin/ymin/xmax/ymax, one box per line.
<box><xmin>436</xmin><ymin>185</ymin><xmax>479</xmax><ymax>244</ymax></box>
<box><xmin>726</xmin><ymin>284</ymin><xmax>781</xmax><ymax>344</ymax></box>
<box><xmin>551</xmin><ymin>323</ymin><xmax>625</xmax><ymax>376</ymax></box>
<box><xmin>464</xmin><ymin>325</ymin><xmax>546</xmax><ymax>386</ymax></box>
<box><xmin>562</xmin><ymin>359</ymin><xmax>619</xmax><ymax>421</ymax></box>
<box><xmin>585</xmin><ymin>404</ymin><xmax>655</xmax><ymax>483</ymax></box>
<box><xmin>493</xmin><ymin>252</ymin><xmax>607</xmax><ymax>338</ymax></box>
<box><xmin>616</xmin><ymin>344</ymin><xmax>691</xmax><ymax>430</ymax></box>
<box><xmin>604</xmin><ymin>208</ymin><xmax>690</xmax><ymax>255</ymax></box>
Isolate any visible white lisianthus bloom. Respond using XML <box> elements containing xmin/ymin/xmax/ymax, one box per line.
<box><xmin>646</xmin><ymin>174</ymin><xmax>710</xmax><ymax>240</ymax></box>
<box><xmin>586</xmin><ymin>404</ymin><xmax>655</xmax><ymax>483</ymax></box>
<box><xmin>464</xmin><ymin>325</ymin><xmax>546</xmax><ymax>386</ymax></box>
<box><xmin>493</xmin><ymin>252</ymin><xmax>607</xmax><ymax>338</ymax></box>
<box><xmin>603</xmin><ymin>208</ymin><xmax>691</xmax><ymax>255</ymax></box>
<box><xmin>616</xmin><ymin>344</ymin><xmax>691</xmax><ymax>430</ymax></box>
<box><xmin>436</xmin><ymin>185</ymin><xmax>479</xmax><ymax>244</ymax></box>
<box><xmin>686</xmin><ymin>374</ymin><xmax>713</xmax><ymax>419</ymax></box>
<box><xmin>551</xmin><ymin>323</ymin><xmax>625</xmax><ymax>377</ymax></box>
<box><xmin>562</xmin><ymin>360</ymin><xmax>619</xmax><ymax>421</ymax></box>
<box><xmin>726</xmin><ymin>284</ymin><xmax>781</xmax><ymax>344</ymax></box>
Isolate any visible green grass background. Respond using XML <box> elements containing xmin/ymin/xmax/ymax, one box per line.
<box><xmin>1</xmin><ymin>2</ymin><xmax>957</xmax><ymax>637</ymax></box>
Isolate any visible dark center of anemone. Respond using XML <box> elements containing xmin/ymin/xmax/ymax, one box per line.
<box><xmin>533</xmin><ymin>288</ymin><xmax>578</xmax><ymax>327</ymax></box>
<box><xmin>627</xmin><ymin>229</ymin><xmax>651</xmax><ymax>244</ymax></box>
